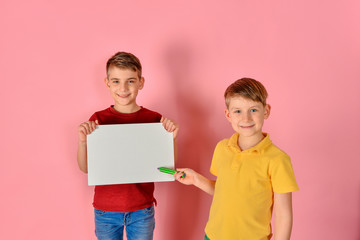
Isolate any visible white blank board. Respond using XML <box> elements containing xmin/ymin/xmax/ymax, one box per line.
<box><xmin>87</xmin><ymin>123</ymin><xmax>175</xmax><ymax>186</ymax></box>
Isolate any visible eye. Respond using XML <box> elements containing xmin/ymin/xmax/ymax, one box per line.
<box><xmin>128</xmin><ymin>80</ymin><xmax>135</xmax><ymax>83</ymax></box>
<box><xmin>113</xmin><ymin>80</ymin><xmax>119</xmax><ymax>84</ymax></box>
<box><xmin>234</xmin><ymin>110</ymin><xmax>241</xmax><ymax>114</ymax></box>
<box><xmin>250</xmin><ymin>109</ymin><xmax>257</xmax><ymax>113</ymax></box>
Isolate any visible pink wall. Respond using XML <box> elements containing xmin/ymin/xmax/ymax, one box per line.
<box><xmin>1</xmin><ymin>1</ymin><xmax>360</xmax><ymax>239</ymax></box>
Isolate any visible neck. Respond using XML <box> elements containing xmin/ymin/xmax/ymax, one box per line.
<box><xmin>238</xmin><ymin>132</ymin><xmax>264</xmax><ymax>151</ymax></box>
<box><xmin>113</xmin><ymin>104</ymin><xmax>141</xmax><ymax>114</ymax></box>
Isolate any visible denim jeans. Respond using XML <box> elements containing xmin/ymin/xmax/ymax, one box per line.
<box><xmin>94</xmin><ymin>205</ymin><xmax>155</xmax><ymax>240</ymax></box>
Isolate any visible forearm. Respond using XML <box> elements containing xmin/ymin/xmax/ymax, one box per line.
<box><xmin>175</xmin><ymin>168</ymin><xmax>216</xmax><ymax>195</ymax></box>
<box><xmin>274</xmin><ymin>192</ymin><xmax>293</xmax><ymax>240</ymax></box>
<box><xmin>194</xmin><ymin>173</ymin><xmax>216</xmax><ymax>195</ymax></box>
<box><xmin>274</xmin><ymin>213</ymin><xmax>292</xmax><ymax>240</ymax></box>
<box><xmin>77</xmin><ymin>141</ymin><xmax>88</xmax><ymax>173</ymax></box>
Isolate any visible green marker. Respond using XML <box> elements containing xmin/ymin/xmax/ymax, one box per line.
<box><xmin>158</xmin><ymin>167</ymin><xmax>186</xmax><ymax>178</ymax></box>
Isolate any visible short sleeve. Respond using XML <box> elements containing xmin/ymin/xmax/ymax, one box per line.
<box><xmin>89</xmin><ymin>113</ymin><xmax>97</xmax><ymax>121</ymax></box>
<box><xmin>156</xmin><ymin>113</ymin><xmax>162</xmax><ymax>122</ymax></box>
<box><xmin>269</xmin><ymin>154</ymin><xmax>299</xmax><ymax>193</ymax></box>
<box><xmin>210</xmin><ymin>141</ymin><xmax>223</xmax><ymax>177</ymax></box>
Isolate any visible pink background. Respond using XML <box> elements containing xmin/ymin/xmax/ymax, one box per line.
<box><xmin>1</xmin><ymin>1</ymin><xmax>360</xmax><ymax>239</ymax></box>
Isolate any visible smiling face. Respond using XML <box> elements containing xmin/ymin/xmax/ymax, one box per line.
<box><xmin>225</xmin><ymin>95</ymin><xmax>270</xmax><ymax>140</ymax></box>
<box><xmin>105</xmin><ymin>66</ymin><xmax>144</xmax><ymax>113</ymax></box>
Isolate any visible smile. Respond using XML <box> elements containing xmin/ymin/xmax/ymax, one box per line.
<box><xmin>117</xmin><ymin>93</ymin><xmax>130</xmax><ymax>98</ymax></box>
<box><xmin>240</xmin><ymin>124</ymin><xmax>255</xmax><ymax>129</ymax></box>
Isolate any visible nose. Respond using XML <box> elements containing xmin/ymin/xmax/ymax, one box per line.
<box><xmin>119</xmin><ymin>82</ymin><xmax>128</xmax><ymax>91</ymax></box>
<box><xmin>242</xmin><ymin>112</ymin><xmax>252</xmax><ymax>122</ymax></box>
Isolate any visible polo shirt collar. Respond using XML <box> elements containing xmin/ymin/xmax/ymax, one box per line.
<box><xmin>227</xmin><ymin>132</ymin><xmax>272</xmax><ymax>153</ymax></box>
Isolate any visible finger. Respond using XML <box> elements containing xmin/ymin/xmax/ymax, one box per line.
<box><xmin>78</xmin><ymin>126</ymin><xmax>87</xmax><ymax>136</ymax></box>
<box><xmin>164</xmin><ymin>121</ymin><xmax>170</xmax><ymax>131</ymax></box>
<box><xmin>80</xmin><ymin>123</ymin><xmax>89</xmax><ymax>135</ymax></box>
<box><xmin>170</xmin><ymin>124</ymin><xmax>176</xmax><ymax>132</ymax></box>
<box><xmin>170</xmin><ymin>122</ymin><xmax>179</xmax><ymax>133</ymax></box>
<box><xmin>178</xmin><ymin>171</ymin><xmax>186</xmax><ymax>179</ymax></box>
<box><xmin>162</xmin><ymin>119</ymin><xmax>170</xmax><ymax>131</ymax></box>
<box><xmin>87</xmin><ymin>122</ymin><xmax>93</xmax><ymax>132</ymax></box>
<box><xmin>78</xmin><ymin>124</ymin><xmax>85</xmax><ymax>133</ymax></box>
<box><xmin>174</xmin><ymin>171</ymin><xmax>185</xmax><ymax>177</ymax></box>
<box><xmin>166</xmin><ymin>121</ymin><xmax>174</xmax><ymax>132</ymax></box>
<box><xmin>176</xmin><ymin>168</ymin><xmax>188</xmax><ymax>172</ymax></box>
<box><xmin>173</xmin><ymin>172</ymin><xmax>181</xmax><ymax>179</ymax></box>
<box><xmin>85</xmin><ymin>122</ymin><xmax>93</xmax><ymax>134</ymax></box>
<box><xmin>174</xmin><ymin>173</ymin><xmax>184</xmax><ymax>181</ymax></box>
<box><xmin>165</xmin><ymin>121</ymin><xmax>173</xmax><ymax>131</ymax></box>
<box><xmin>160</xmin><ymin>116</ymin><xmax>164</xmax><ymax>123</ymax></box>
<box><xmin>90</xmin><ymin>121</ymin><xmax>97</xmax><ymax>131</ymax></box>
<box><xmin>175</xmin><ymin>176</ymin><xmax>183</xmax><ymax>182</ymax></box>
<box><xmin>82</xmin><ymin>122</ymin><xmax>93</xmax><ymax>135</ymax></box>
<box><xmin>162</xmin><ymin>118</ymin><xmax>169</xmax><ymax>128</ymax></box>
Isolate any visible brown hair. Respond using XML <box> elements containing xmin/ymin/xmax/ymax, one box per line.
<box><xmin>224</xmin><ymin>78</ymin><xmax>268</xmax><ymax>108</ymax></box>
<box><xmin>106</xmin><ymin>52</ymin><xmax>142</xmax><ymax>78</ymax></box>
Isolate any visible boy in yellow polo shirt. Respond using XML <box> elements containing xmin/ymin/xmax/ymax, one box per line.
<box><xmin>175</xmin><ymin>78</ymin><xmax>299</xmax><ymax>240</ymax></box>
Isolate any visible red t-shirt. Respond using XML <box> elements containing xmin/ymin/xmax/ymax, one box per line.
<box><xmin>89</xmin><ymin>106</ymin><xmax>162</xmax><ymax>212</ymax></box>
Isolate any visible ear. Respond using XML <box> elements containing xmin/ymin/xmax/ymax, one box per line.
<box><xmin>139</xmin><ymin>77</ymin><xmax>145</xmax><ymax>90</ymax></box>
<box><xmin>104</xmin><ymin>77</ymin><xmax>110</xmax><ymax>89</ymax></box>
<box><xmin>264</xmin><ymin>104</ymin><xmax>271</xmax><ymax>119</ymax></box>
<box><xmin>225</xmin><ymin>108</ymin><xmax>231</xmax><ymax>122</ymax></box>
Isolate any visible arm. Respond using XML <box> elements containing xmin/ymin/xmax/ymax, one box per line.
<box><xmin>174</xmin><ymin>168</ymin><xmax>216</xmax><ymax>195</ymax></box>
<box><xmin>160</xmin><ymin>117</ymin><xmax>179</xmax><ymax>162</ymax></box>
<box><xmin>77</xmin><ymin>120</ymin><xmax>98</xmax><ymax>173</ymax></box>
<box><xmin>273</xmin><ymin>192</ymin><xmax>293</xmax><ymax>240</ymax></box>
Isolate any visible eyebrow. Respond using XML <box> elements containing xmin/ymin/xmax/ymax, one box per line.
<box><xmin>230</xmin><ymin>105</ymin><xmax>260</xmax><ymax>110</ymax></box>
<box><xmin>110</xmin><ymin>77</ymin><xmax>137</xmax><ymax>81</ymax></box>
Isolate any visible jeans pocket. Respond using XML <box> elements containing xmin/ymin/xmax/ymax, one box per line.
<box><xmin>142</xmin><ymin>205</ymin><xmax>154</xmax><ymax>215</ymax></box>
<box><xmin>94</xmin><ymin>208</ymin><xmax>107</xmax><ymax>216</ymax></box>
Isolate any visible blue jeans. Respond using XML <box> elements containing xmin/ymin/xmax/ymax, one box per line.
<box><xmin>94</xmin><ymin>205</ymin><xmax>155</xmax><ymax>240</ymax></box>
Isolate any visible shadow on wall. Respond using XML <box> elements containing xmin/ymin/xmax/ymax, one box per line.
<box><xmin>160</xmin><ymin>42</ymin><xmax>215</xmax><ymax>239</ymax></box>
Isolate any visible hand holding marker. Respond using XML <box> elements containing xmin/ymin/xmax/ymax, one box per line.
<box><xmin>158</xmin><ymin>167</ymin><xmax>186</xmax><ymax>178</ymax></box>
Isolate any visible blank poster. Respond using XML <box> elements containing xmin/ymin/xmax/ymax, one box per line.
<box><xmin>87</xmin><ymin>123</ymin><xmax>175</xmax><ymax>186</ymax></box>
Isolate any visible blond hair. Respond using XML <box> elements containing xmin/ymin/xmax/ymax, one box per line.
<box><xmin>224</xmin><ymin>78</ymin><xmax>268</xmax><ymax>108</ymax></box>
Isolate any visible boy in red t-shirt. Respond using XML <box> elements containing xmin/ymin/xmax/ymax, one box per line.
<box><xmin>77</xmin><ymin>52</ymin><xmax>179</xmax><ymax>240</ymax></box>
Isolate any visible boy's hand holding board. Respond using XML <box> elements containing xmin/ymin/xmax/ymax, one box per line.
<box><xmin>158</xmin><ymin>167</ymin><xmax>186</xmax><ymax>178</ymax></box>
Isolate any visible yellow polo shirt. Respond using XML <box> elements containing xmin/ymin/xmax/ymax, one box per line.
<box><xmin>205</xmin><ymin>133</ymin><xmax>299</xmax><ymax>240</ymax></box>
